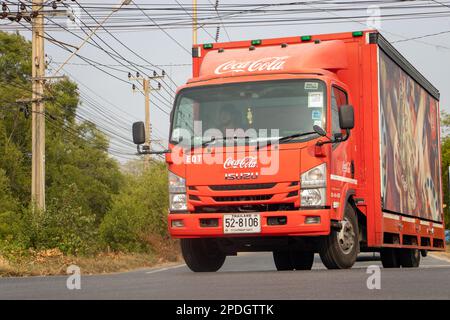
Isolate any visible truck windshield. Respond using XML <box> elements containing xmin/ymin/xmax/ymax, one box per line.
<box><xmin>170</xmin><ymin>80</ymin><xmax>326</xmax><ymax>146</ymax></box>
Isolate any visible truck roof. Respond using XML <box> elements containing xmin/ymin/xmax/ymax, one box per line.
<box><xmin>191</xmin><ymin>30</ymin><xmax>439</xmax><ymax>100</ymax></box>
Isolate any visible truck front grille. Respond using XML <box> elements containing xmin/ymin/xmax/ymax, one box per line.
<box><xmin>209</xmin><ymin>183</ymin><xmax>276</xmax><ymax>191</ymax></box>
<box><xmin>213</xmin><ymin>195</ymin><xmax>273</xmax><ymax>202</ymax></box>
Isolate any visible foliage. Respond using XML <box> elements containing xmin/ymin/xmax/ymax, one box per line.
<box><xmin>0</xmin><ymin>31</ymin><xmax>170</xmax><ymax>260</ymax></box>
<box><xmin>99</xmin><ymin>161</ymin><xmax>169</xmax><ymax>252</ymax></box>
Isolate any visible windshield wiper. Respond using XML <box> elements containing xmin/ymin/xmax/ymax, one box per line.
<box><xmin>257</xmin><ymin>131</ymin><xmax>317</xmax><ymax>150</ymax></box>
<box><xmin>201</xmin><ymin>136</ymin><xmax>251</xmax><ymax>147</ymax></box>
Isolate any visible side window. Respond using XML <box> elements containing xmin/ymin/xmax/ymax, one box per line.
<box><xmin>172</xmin><ymin>97</ymin><xmax>194</xmax><ymax>141</ymax></box>
<box><xmin>331</xmin><ymin>86</ymin><xmax>348</xmax><ymax>135</ymax></box>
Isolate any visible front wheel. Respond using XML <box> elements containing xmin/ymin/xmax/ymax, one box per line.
<box><xmin>181</xmin><ymin>238</ymin><xmax>226</xmax><ymax>272</ymax></box>
<box><xmin>319</xmin><ymin>203</ymin><xmax>359</xmax><ymax>269</ymax></box>
<box><xmin>273</xmin><ymin>250</ymin><xmax>314</xmax><ymax>271</ymax></box>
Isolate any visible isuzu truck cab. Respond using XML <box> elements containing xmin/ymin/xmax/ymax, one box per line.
<box><xmin>133</xmin><ymin>30</ymin><xmax>446</xmax><ymax>271</ymax></box>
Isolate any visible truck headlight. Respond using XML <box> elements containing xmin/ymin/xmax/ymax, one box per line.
<box><xmin>301</xmin><ymin>188</ymin><xmax>326</xmax><ymax>206</ymax></box>
<box><xmin>169</xmin><ymin>171</ymin><xmax>186</xmax><ymax>193</ymax></box>
<box><xmin>301</xmin><ymin>163</ymin><xmax>326</xmax><ymax>189</ymax></box>
<box><xmin>170</xmin><ymin>193</ymin><xmax>188</xmax><ymax>211</ymax></box>
<box><xmin>168</xmin><ymin>171</ymin><xmax>187</xmax><ymax>212</ymax></box>
<box><xmin>300</xmin><ymin>164</ymin><xmax>326</xmax><ymax>207</ymax></box>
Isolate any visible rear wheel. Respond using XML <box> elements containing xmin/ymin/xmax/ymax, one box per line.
<box><xmin>319</xmin><ymin>203</ymin><xmax>359</xmax><ymax>269</ymax></box>
<box><xmin>398</xmin><ymin>248</ymin><xmax>421</xmax><ymax>268</ymax></box>
<box><xmin>181</xmin><ymin>238</ymin><xmax>226</xmax><ymax>272</ymax></box>
<box><xmin>380</xmin><ymin>248</ymin><xmax>400</xmax><ymax>268</ymax></box>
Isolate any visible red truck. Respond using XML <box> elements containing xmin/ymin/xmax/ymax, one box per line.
<box><xmin>133</xmin><ymin>30</ymin><xmax>446</xmax><ymax>271</ymax></box>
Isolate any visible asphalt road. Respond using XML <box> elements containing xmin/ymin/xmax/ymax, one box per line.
<box><xmin>1</xmin><ymin>253</ymin><xmax>450</xmax><ymax>300</ymax></box>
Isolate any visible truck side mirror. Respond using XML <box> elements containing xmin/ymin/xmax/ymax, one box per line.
<box><xmin>339</xmin><ymin>105</ymin><xmax>354</xmax><ymax>130</ymax></box>
<box><xmin>132</xmin><ymin>121</ymin><xmax>146</xmax><ymax>145</ymax></box>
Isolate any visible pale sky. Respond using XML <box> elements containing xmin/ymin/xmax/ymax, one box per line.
<box><xmin>3</xmin><ymin>0</ymin><xmax>450</xmax><ymax>162</ymax></box>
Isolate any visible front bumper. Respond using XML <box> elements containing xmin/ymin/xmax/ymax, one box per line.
<box><xmin>168</xmin><ymin>209</ymin><xmax>331</xmax><ymax>238</ymax></box>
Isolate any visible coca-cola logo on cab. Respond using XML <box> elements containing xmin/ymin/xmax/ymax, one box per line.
<box><xmin>223</xmin><ymin>156</ymin><xmax>258</xmax><ymax>169</ymax></box>
<box><xmin>214</xmin><ymin>56</ymin><xmax>290</xmax><ymax>75</ymax></box>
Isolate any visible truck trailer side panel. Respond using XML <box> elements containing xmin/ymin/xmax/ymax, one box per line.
<box><xmin>378</xmin><ymin>48</ymin><xmax>442</xmax><ymax>223</ymax></box>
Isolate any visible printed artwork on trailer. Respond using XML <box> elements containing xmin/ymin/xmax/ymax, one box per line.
<box><xmin>379</xmin><ymin>50</ymin><xmax>441</xmax><ymax>222</ymax></box>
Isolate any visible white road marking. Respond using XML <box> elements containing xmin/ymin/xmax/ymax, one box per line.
<box><xmin>145</xmin><ymin>264</ymin><xmax>186</xmax><ymax>274</ymax></box>
<box><xmin>429</xmin><ymin>253</ymin><xmax>450</xmax><ymax>264</ymax></box>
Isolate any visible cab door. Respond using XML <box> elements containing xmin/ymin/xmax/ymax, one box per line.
<box><xmin>329</xmin><ymin>84</ymin><xmax>356</xmax><ymax>220</ymax></box>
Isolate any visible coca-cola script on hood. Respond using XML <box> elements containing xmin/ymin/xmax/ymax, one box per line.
<box><xmin>223</xmin><ymin>156</ymin><xmax>258</xmax><ymax>169</ymax></box>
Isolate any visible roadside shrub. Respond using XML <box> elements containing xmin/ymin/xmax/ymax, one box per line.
<box><xmin>0</xmin><ymin>169</ymin><xmax>20</xmax><ymax>240</ymax></box>
<box><xmin>17</xmin><ymin>184</ymin><xmax>98</xmax><ymax>255</ymax></box>
<box><xmin>99</xmin><ymin>162</ymin><xmax>168</xmax><ymax>252</ymax></box>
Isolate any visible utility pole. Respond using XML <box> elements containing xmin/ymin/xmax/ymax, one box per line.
<box><xmin>129</xmin><ymin>71</ymin><xmax>165</xmax><ymax>169</ymax></box>
<box><xmin>31</xmin><ymin>0</ymin><xmax>46</xmax><ymax>211</ymax></box>
<box><xmin>193</xmin><ymin>0</ymin><xmax>198</xmax><ymax>45</ymax></box>
<box><xmin>1</xmin><ymin>0</ymin><xmax>131</xmax><ymax>212</ymax></box>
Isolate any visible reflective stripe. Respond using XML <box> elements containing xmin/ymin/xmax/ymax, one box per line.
<box><xmin>330</xmin><ymin>174</ymin><xmax>357</xmax><ymax>185</ymax></box>
<box><xmin>383</xmin><ymin>213</ymin><xmax>400</xmax><ymax>220</ymax></box>
<box><xmin>402</xmin><ymin>217</ymin><xmax>415</xmax><ymax>223</ymax></box>
<box><xmin>433</xmin><ymin>223</ymin><xmax>443</xmax><ymax>228</ymax></box>
<box><xmin>420</xmin><ymin>220</ymin><xmax>430</xmax><ymax>226</ymax></box>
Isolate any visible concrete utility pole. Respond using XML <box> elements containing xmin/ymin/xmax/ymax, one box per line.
<box><xmin>129</xmin><ymin>72</ymin><xmax>164</xmax><ymax>169</ymax></box>
<box><xmin>31</xmin><ymin>0</ymin><xmax>46</xmax><ymax>211</ymax></box>
<box><xmin>193</xmin><ymin>0</ymin><xmax>198</xmax><ymax>45</ymax></box>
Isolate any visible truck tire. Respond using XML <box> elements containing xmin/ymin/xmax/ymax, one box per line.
<box><xmin>291</xmin><ymin>251</ymin><xmax>315</xmax><ymax>270</ymax></box>
<box><xmin>380</xmin><ymin>248</ymin><xmax>400</xmax><ymax>268</ymax></box>
<box><xmin>398</xmin><ymin>248</ymin><xmax>421</xmax><ymax>268</ymax></box>
<box><xmin>273</xmin><ymin>250</ymin><xmax>314</xmax><ymax>271</ymax></box>
<box><xmin>181</xmin><ymin>238</ymin><xmax>226</xmax><ymax>272</ymax></box>
<box><xmin>319</xmin><ymin>203</ymin><xmax>359</xmax><ymax>269</ymax></box>
<box><xmin>273</xmin><ymin>251</ymin><xmax>293</xmax><ymax>271</ymax></box>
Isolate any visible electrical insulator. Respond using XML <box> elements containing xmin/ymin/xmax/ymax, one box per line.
<box><xmin>20</xmin><ymin>2</ymin><xmax>25</xmax><ymax>11</ymax></box>
<box><xmin>158</xmin><ymin>82</ymin><xmax>161</xmax><ymax>89</ymax></box>
<box><xmin>153</xmin><ymin>70</ymin><xmax>157</xmax><ymax>77</ymax></box>
<box><xmin>162</xmin><ymin>70</ymin><xmax>166</xmax><ymax>76</ymax></box>
<box><xmin>15</xmin><ymin>12</ymin><xmax>22</xmax><ymax>22</ymax></box>
<box><xmin>2</xmin><ymin>2</ymin><xmax>7</xmax><ymax>12</ymax></box>
<box><xmin>136</xmin><ymin>72</ymin><xmax>140</xmax><ymax>78</ymax></box>
<box><xmin>132</xmin><ymin>84</ymin><xmax>136</xmax><ymax>91</ymax></box>
<box><xmin>128</xmin><ymin>72</ymin><xmax>132</xmax><ymax>79</ymax></box>
<box><xmin>52</xmin><ymin>1</ymin><xmax>57</xmax><ymax>10</ymax></box>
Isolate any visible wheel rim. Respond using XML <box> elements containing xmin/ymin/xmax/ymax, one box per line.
<box><xmin>337</xmin><ymin>217</ymin><xmax>355</xmax><ymax>255</ymax></box>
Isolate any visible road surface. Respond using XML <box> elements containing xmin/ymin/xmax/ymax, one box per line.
<box><xmin>1</xmin><ymin>253</ymin><xmax>450</xmax><ymax>299</ymax></box>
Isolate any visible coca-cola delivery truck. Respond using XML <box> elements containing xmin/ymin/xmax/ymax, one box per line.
<box><xmin>132</xmin><ymin>30</ymin><xmax>446</xmax><ymax>271</ymax></box>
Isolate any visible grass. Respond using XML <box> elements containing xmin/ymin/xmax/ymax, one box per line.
<box><xmin>0</xmin><ymin>239</ymin><xmax>181</xmax><ymax>277</ymax></box>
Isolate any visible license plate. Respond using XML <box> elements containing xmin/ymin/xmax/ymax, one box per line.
<box><xmin>223</xmin><ymin>213</ymin><xmax>261</xmax><ymax>234</ymax></box>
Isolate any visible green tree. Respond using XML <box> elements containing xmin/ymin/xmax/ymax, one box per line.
<box><xmin>441</xmin><ymin>112</ymin><xmax>450</xmax><ymax>229</ymax></box>
<box><xmin>0</xmin><ymin>31</ymin><xmax>124</xmax><ymax>254</ymax></box>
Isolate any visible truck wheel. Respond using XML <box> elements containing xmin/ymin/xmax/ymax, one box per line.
<box><xmin>273</xmin><ymin>251</ymin><xmax>293</xmax><ymax>271</ymax></box>
<box><xmin>319</xmin><ymin>203</ymin><xmax>359</xmax><ymax>269</ymax></box>
<box><xmin>181</xmin><ymin>238</ymin><xmax>226</xmax><ymax>272</ymax></box>
<box><xmin>380</xmin><ymin>248</ymin><xmax>400</xmax><ymax>268</ymax></box>
<box><xmin>290</xmin><ymin>251</ymin><xmax>315</xmax><ymax>270</ymax></box>
<box><xmin>398</xmin><ymin>248</ymin><xmax>421</xmax><ymax>268</ymax></box>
